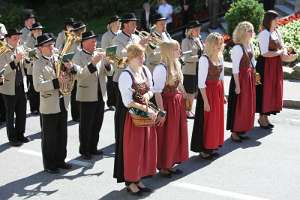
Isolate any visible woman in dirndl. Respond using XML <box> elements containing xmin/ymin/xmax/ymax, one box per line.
<box><xmin>115</xmin><ymin>44</ymin><xmax>157</xmax><ymax>196</ymax></box>
<box><xmin>191</xmin><ymin>32</ymin><xmax>226</xmax><ymax>160</ymax></box>
<box><xmin>153</xmin><ymin>40</ymin><xmax>189</xmax><ymax>178</ymax></box>
<box><xmin>226</xmin><ymin>21</ymin><xmax>256</xmax><ymax>142</ymax></box>
<box><xmin>256</xmin><ymin>10</ymin><xmax>286</xmax><ymax>129</ymax></box>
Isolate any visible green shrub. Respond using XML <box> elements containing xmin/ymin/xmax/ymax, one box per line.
<box><xmin>0</xmin><ymin>3</ymin><xmax>24</xmax><ymax>29</ymax></box>
<box><xmin>224</xmin><ymin>0</ymin><xmax>264</xmax><ymax>35</ymax></box>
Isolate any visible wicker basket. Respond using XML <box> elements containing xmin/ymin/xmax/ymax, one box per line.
<box><xmin>281</xmin><ymin>53</ymin><xmax>298</xmax><ymax>63</ymax></box>
<box><xmin>130</xmin><ymin>113</ymin><xmax>156</xmax><ymax>127</ymax></box>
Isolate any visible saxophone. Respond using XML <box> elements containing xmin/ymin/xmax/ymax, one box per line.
<box><xmin>55</xmin><ymin>31</ymin><xmax>79</xmax><ymax>96</ymax></box>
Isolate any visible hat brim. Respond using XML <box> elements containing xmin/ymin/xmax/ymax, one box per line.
<box><xmin>154</xmin><ymin>17</ymin><xmax>166</xmax><ymax>22</ymax></box>
<box><xmin>121</xmin><ymin>18</ymin><xmax>139</xmax><ymax>22</ymax></box>
<box><xmin>187</xmin><ymin>24</ymin><xmax>201</xmax><ymax>29</ymax></box>
<box><xmin>81</xmin><ymin>35</ymin><xmax>97</xmax><ymax>41</ymax></box>
<box><xmin>72</xmin><ymin>25</ymin><xmax>87</xmax><ymax>31</ymax></box>
<box><xmin>5</xmin><ymin>32</ymin><xmax>22</xmax><ymax>38</ymax></box>
<box><xmin>35</xmin><ymin>38</ymin><xmax>55</xmax><ymax>47</ymax></box>
<box><xmin>30</xmin><ymin>26</ymin><xmax>44</xmax><ymax>31</ymax></box>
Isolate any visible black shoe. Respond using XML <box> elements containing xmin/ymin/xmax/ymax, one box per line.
<box><xmin>31</xmin><ymin>111</ymin><xmax>39</xmax><ymax>116</ymax></box>
<box><xmin>268</xmin><ymin>123</ymin><xmax>274</xmax><ymax>128</ymax></box>
<box><xmin>57</xmin><ymin>162</ymin><xmax>72</xmax><ymax>169</ymax></box>
<box><xmin>159</xmin><ymin>171</ymin><xmax>172</xmax><ymax>178</ymax></box>
<box><xmin>44</xmin><ymin>168</ymin><xmax>60</xmax><ymax>174</ymax></box>
<box><xmin>230</xmin><ymin>135</ymin><xmax>242</xmax><ymax>143</ymax></box>
<box><xmin>81</xmin><ymin>154</ymin><xmax>92</xmax><ymax>160</ymax></box>
<box><xmin>108</xmin><ymin>106</ymin><xmax>116</xmax><ymax>111</ymax></box>
<box><xmin>138</xmin><ymin>186</ymin><xmax>153</xmax><ymax>193</ymax></box>
<box><xmin>19</xmin><ymin>136</ymin><xmax>31</xmax><ymax>143</ymax></box>
<box><xmin>9</xmin><ymin>141</ymin><xmax>22</xmax><ymax>147</ymax></box>
<box><xmin>72</xmin><ymin>118</ymin><xmax>80</xmax><ymax>122</ymax></box>
<box><xmin>126</xmin><ymin>187</ymin><xmax>144</xmax><ymax>196</ymax></box>
<box><xmin>239</xmin><ymin>135</ymin><xmax>250</xmax><ymax>140</ymax></box>
<box><xmin>91</xmin><ymin>150</ymin><xmax>103</xmax><ymax>155</ymax></box>
<box><xmin>258</xmin><ymin>120</ymin><xmax>270</xmax><ymax>129</ymax></box>
<box><xmin>199</xmin><ymin>152</ymin><xmax>213</xmax><ymax>160</ymax></box>
<box><xmin>168</xmin><ymin>169</ymin><xmax>183</xmax><ymax>175</ymax></box>
<box><xmin>211</xmin><ymin>152</ymin><xmax>220</xmax><ymax>157</ymax></box>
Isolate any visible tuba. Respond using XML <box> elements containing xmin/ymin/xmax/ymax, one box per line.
<box><xmin>55</xmin><ymin>31</ymin><xmax>78</xmax><ymax>96</ymax></box>
<box><xmin>0</xmin><ymin>40</ymin><xmax>11</xmax><ymax>55</ymax></box>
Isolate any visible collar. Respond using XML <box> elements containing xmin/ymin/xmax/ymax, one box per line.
<box><xmin>41</xmin><ymin>55</ymin><xmax>53</xmax><ymax>61</ymax></box>
<box><xmin>122</xmin><ymin>31</ymin><xmax>131</xmax><ymax>39</ymax></box>
<box><xmin>82</xmin><ymin>48</ymin><xmax>93</xmax><ymax>55</ymax></box>
<box><xmin>7</xmin><ymin>43</ymin><xmax>15</xmax><ymax>51</ymax></box>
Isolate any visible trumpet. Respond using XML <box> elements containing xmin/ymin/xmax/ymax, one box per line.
<box><xmin>96</xmin><ymin>48</ymin><xmax>127</xmax><ymax>69</ymax></box>
<box><xmin>135</xmin><ymin>30</ymin><xmax>163</xmax><ymax>49</ymax></box>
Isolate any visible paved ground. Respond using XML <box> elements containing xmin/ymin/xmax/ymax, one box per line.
<box><xmin>0</xmin><ymin>96</ymin><xmax>300</xmax><ymax>200</ymax></box>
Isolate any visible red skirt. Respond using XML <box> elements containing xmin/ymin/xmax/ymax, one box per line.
<box><xmin>156</xmin><ymin>91</ymin><xmax>189</xmax><ymax>169</ymax></box>
<box><xmin>232</xmin><ymin>66</ymin><xmax>256</xmax><ymax>132</ymax></box>
<box><xmin>203</xmin><ymin>80</ymin><xmax>224</xmax><ymax>149</ymax></box>
<box><xmin>262</xmin><ymin>56</ymin><xmax>283</xmax><ymax>113</ymax></box>
<box><xmin>123</xmin><ymin>113</ymin><xmax>157</xmax><ymax>182</ymax></box>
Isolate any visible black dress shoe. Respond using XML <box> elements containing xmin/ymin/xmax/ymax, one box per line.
<box><xmin>268</xmin><ymin>123</ymin><xmax>274</xmax><ymax>128</ymax></box>
<box><xmin>57</xmin><ymin>163</ymin><xmax>72</xmax><ymax>169</ymax></box>
<box><xmin>72</xmin><ymin>118</ymin><xmax>80</xmax><ymax>122</ymax></box>
<box><xmin>159</xmin><ymin>171</ymin><xmax>172</xmax><ymax>178</ymax></box>
<box><xmin>91</xmin><ymin>150</ymin><xmax>103</xmax><ymax>155</ymax></box>
<box><xmin>44</xmin><ymin>168</ymin><xmax>60</xmax><ymax>174</ymax></box>
<box><xmin>31</xmin><ymin>111</ymin><xmax>39</xmax><ymax>116</ymax></box>
<box><xmin>168</xmin><ymin>169</ymin><xmax>183</xmax><ymax>175</ymax></box>
<box><xmin>108</xmin><ymin>106</ymin><xmax>116</xmax><ymax>111</ymax></box>
<box><xmin>19</xmin><ymin>136</ymin><xmax>31</xmax><ymax>143</ymax></box>
<box><xmin>126</xmin><ymin>187</ymin><xmax>144</xmax><ymax>196</ymax></box>
<box><xmin>138</xmin><ymin>186</ymin><xmax>153</xmax><ymax>193</ymax></box>
<box><xmin>239</xmin><ymin>135</ymin><xmax>250</xmax><ymax>140</ymax></box>
<box><xmin>230</xmin><ymin>135</ymin><xmax>242</xmax><ymax>143</ymax></box>
<box><xmin>199</xmin><ymin>152</ymin><xmax>213</xmax><ymax>160</ymax></box>
<box><xmin>9</xmin><ymin>141</ymin><xmax>23</xmax><ymax>147</ymax></box>
<box><xmin>81</xmin><ymin>154</ymin><xmax>92</xmax><ymax>160</ymax></box>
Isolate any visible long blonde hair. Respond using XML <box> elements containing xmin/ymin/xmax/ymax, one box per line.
<box><xmin>159</xmin><ymin>40</ymin><xmax>183</xmax><ymax>85</ymax></box>
<box><xmin>204</xmin><ymin>32</ymin><xmax>224</xmax><ymax>63</ymax></box>
<box><xmin>232</xmin><ymin>21</ymin><xmax>254</xmax><ymax>45</ymax></box>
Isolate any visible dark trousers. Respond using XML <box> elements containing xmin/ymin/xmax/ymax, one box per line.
<box><xmin>41</xmin><ymin>99</ymin><xmax>67</xmax><ymax>170</ymax></box>
<box><xmin>79</xmin><ymin>99</ymin><xmax>104</xmax><ymax>156</ymax></box>
<box><xmin>2</xmin><ymin>86</ymin><xmax>26</xmax><ymax>142</ymax></box>
<box><xmin>27</xmin><ymin>75</ymin><xmax>39</xmax><ymax>112</ymax></box>
<box><xmin>0</xmin><ymin>94</ymin><xmax>6</xmax><ymax>122</ymax></box>
<box><xmin>263</xmin><ymin>0</ymin><xmax>275</xmax><ymax>10</ymax></box>
<box><xmin>71</xmin><ymin>81</ymin><xmax>80</xmax><ymax>121</ymax></box>
<box><xmin>106</xmin><ymin>76</ymin><xmax>116</xmax><ymax>107</ymax></box>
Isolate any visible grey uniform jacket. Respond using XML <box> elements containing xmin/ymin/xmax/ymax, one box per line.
<box><xmin>0</xmin><ymin>46</ymin><xmax>26</xmax><ymax>95</ymax></box>
<box><xmin>181</xmin><ymin>37</ymin><xmax>204</xmax><ymax>75</ymax></box>
<box><xmin>32</xmin><ymin>55</ymin><xmax>70</xmax><ymax>114</ymax></box>
<box><xmin>72</xmin><ymin>49</ymin><xmax>109</xmax><ymax>102</ymax></box>
<box><xmin>20</xmin><ymin>27</ymin><xmax>31</xmax><ymax>45</ymax></box>
<box><xmin>112</xmin><ymin>31</ymin><xmax>140</xmax><ymax>82</ymax></box>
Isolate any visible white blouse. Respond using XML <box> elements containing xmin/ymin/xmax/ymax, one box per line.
<box><xmin>231</xmin><ymin>45</ymin><xmax>257</xmax><ymax>74</ymax></box>
<box><xmin>258</xmin><ymin>29</ymin><xmax>284</xmax><ymax>55</ymax></box>
<box><xmin>152</xmin><ymin>64</ymin><xmax>167</xmax><ymax>93</ymax></box>
<box><xmin>118</xmin><ymin>66</ymin><xmax>153</xmax><ymax>107</ymax></box>
<box><xmin>197</xmin><ymin>56</ymin><xmax>224</xmax><ymax>89</ymax></box>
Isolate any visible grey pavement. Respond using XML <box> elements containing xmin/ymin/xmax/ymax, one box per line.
<box><xmin>0</xmin><ymin>100</ymin><xmax>300</xmax><ymax>200</ymax></box>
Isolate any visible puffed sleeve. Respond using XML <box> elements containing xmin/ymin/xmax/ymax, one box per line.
<box><xmin>152</xmin><ymin>64</ymin><xmax>167</xmax><ymax>93</ymax></box>
<box><xmin>231</xmin><ymin>45</ymin><xmax>243</xmax><ymax>74</ymax></box>
<box><xmin>258</xmin><ymin>30</ymin><xmax>270</xmax><ymax>55</ymax></box>
<box><xmin>143</xmin><ymin>66</ymin><xmax>154</xmax><ymax>97</ymax></box>
<box><xmin>220</xmin><ymin>57</ymin><xmax>224</xmax><ymax>81</ymax></box>
<box><xmin>118</xmin><ymin>71</ymin><xmax>133</xmax><ymax>107</ymax></box>
<box><xmin>197</xmin><ymin>56</ymin><xmax>209</xmax><ymax>89</ymax></box>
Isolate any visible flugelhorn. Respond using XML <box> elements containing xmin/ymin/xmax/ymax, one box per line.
<box><xmin>135</xmin><ymin>30</ymin><xmax>163</xmax><ymax>49</ymax></box>
<box><xmin>96</xmin><ymin>48</ymin><xmax>127</xmax><ymax>69</ymax></box>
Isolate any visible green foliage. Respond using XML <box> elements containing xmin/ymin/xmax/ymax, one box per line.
<box><xmin>0</xmin><ymin>3</ymin><xmax>24</xmax><ymax>29</ymax></box>
<box><xmin>224</xmin><ymin>0</ymin><xmax>264</xmax><ymax>35</ymax></box>
<box><xmin>278</xmin><ymin>20</ymin><xmax>300</xmax><ymax>62</ymax></box>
